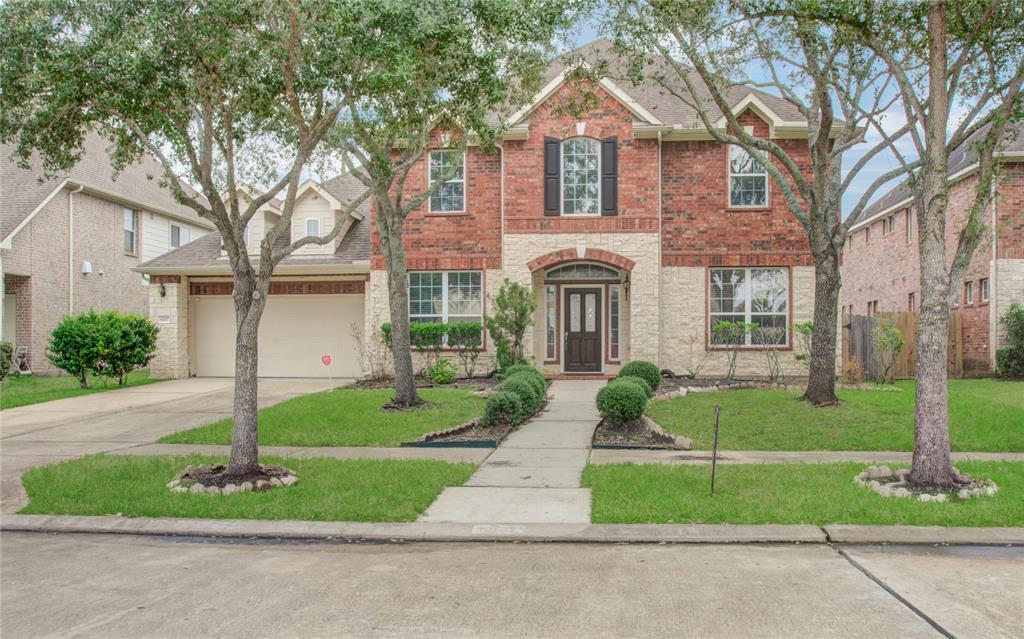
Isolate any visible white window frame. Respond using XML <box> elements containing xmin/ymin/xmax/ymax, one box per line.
<box><xmin>408</xmin><ymin>270</ymin><xmax>483</xmax><ymax>327</ymax></box>
<box><xmin>909</xmin><ymin>292</ymin><xmax>916</xmax><ymax>312</ymax></box>
<box><xmin>561</xmin><ymin>137</ymin><xmax>601</xmax><ymax>216</ymax></box>
<box><xmin>965</xmin><ymin>280</ymin><xmax>974</xmax><ymax>305</ymax></box>
<box><xmin>123</xmin><ymin>208</ymin><xmax>137</xmax><ymax>254</ymax></box>
<box><xmin>305</xmin><ymin>218</ymin><xmax>320</xmax><ymax>238</ymax></box>
<box><xmin>728</xmin><ymin>145</ymin><xmax>768</xmax><ymax>208</ymax></box>
<box><xmin>170</xmin><ymin>223</ymin><xmax>190</xmax><ymax>249</ymax></box>
<box><xmin>428</xmin><ymin>149</ymin><xmax>466</xmax><ymax>213</ymax></box>
<box><xmin>544</xmin><ymin>284</ymin><xmax>558</xmax><ymax>361</ymax></box>
<box><xmin>608</xmin><ymin>284</ymin><xmax>621</xmax><ymax>361</ymax></box>
<box><xmin>905</xmin><ymin>210</ymin><xmax>913</xmax><ymax>244</ymax></box>
<box><xmin>708</xmin><ymin>267</ymin><xmax>789</xmax><ymax>347</ymax></box>
<box><xmin>981</xmin><ymin>278</ymin><xmax>989</xmax><ymax>303</ymax></box>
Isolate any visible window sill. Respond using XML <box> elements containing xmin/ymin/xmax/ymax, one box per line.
<box><xmin>707</xmin><ymin>345</ymin><xmax>794</xmax><ymax>352</ymax></box>
<box><xmin>425</xmin><ymin>211</ymin><xmax>470</xmax><ymax>217</ymax></box>
<box><xmin>725</xmin><ymin>206</ymin><xmax>771</xmax><ymax>212</ymax></box>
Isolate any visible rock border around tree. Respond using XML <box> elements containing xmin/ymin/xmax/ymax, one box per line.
<box><xmin>167</xmin><ymin>464</ymin><xmax>298</xmax><ymax>495</ymax></box>
<box><xmin>854</xmin><ymin>465</ymin><xmax>998</xmax><ymax>502</ymax></box>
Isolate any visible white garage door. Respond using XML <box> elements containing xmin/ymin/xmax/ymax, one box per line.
<box><xmin>191</xmin><ymin>294</ymin><xmax>364</xmax><ymax>378</ymax></box>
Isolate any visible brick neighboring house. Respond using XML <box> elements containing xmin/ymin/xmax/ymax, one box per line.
<box><xmin>138</xmin><ymin>39</ymin><xmax>828</xmax><ymax>380</ymax></box>
<box><xmin>841</xmin><ymin>123</ymin><xmax>1024</xmax><ymax>375</ymax></box>
<box><xmin>1</xmin><ymin>132</ymin><xmax>214</xmax><ymax>375</ymax></box>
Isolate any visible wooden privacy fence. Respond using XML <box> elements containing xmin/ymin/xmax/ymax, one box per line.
<box><xmin>842</xmin><ymin>311</ymin><xmax>963</xmax><ymax>380</ymax></box>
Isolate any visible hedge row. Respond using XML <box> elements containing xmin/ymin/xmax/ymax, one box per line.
<box><xmin>480</xmin><ymin>364</ymin><xmax>547</xmax><ymax>427</ymax></box>
<box><xmin>596</xmin><ymin>359</ymin><xmax>661</xmax><ymax>424</ymax></box>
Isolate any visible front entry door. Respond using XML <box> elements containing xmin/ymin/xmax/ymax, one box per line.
<box><xmin>564</xmin><ymin>288</ymin><xmax>602</xmax><ymax>372</ymax></box>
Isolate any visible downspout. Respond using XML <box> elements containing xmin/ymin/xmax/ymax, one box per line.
<box><xmin>656</xmin><ymin>130</ymin><xmax>663</xmax><ymax>365</ymax></box>
<box><xmin>989</xmin><ymin>178</ymin><xmax>998</xmax><ymax>370</ymax></box>
<box><xmin>68</xmin><ymin>183</ymin><xmax>85</xmax><ymax>314</ymax></box>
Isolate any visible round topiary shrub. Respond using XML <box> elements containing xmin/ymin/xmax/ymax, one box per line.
<box><xmin>508</xmin><ymin>370</ymin><xmax>546</xmax><ymax>401</ymax></box>
<box><xmin>596</xmin><ymin>379</ymin><xmax>648</xmax><ymax>423</ymax></box>
<box><xmin>618</xmin><ymin>360</ymin><xmax>661</xmax><ymax>392</ymax></box>
<box><xmin>481</xmin><ymin>390</ymin><xmax>525</xmax><ymax>427</ymax></box>
<box><xmin>502</xmin><ymin>363</ymin><xmax>544</xmax><ymax>382</ymax></box>
<box><xmin>614</xmin><ymin>374</ymin><xmax>652</xmax><ymax>398</ymax></box>
<box><xmin>502</xmin><ymin>376</ymin><xmax>541</xmax><ymax>412</ymax></box>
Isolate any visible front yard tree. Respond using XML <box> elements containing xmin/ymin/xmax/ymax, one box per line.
<box><xmin>0</xmin><ymin>1</ymin><xmax>373</xmax><ymax>478</ymax></box>
<box><xmin>826</xmin><ymin>0</ymin><xmax>1024</xmax><ymax>488</ymax></box>
<box><xmin>326</xmin><ymin>1</ymin><xmax>578</xmax><ymax>406</ymax></box>
<box><xmin>608</xmin><ymin>0</ymin><xmax>916</xmax><ymax>406</ymax></box>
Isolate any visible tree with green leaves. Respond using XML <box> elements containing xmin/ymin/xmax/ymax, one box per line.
<box><xmin>0</xmin><ymin>0</ymin><xmax>576</xmax><ymax>479</ymax></box>
<box><xmin>607</xmin><ymin>0</ymin><xmax>918</xmax><ymax>406</ymax></box>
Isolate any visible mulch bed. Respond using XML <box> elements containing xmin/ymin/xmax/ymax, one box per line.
<box><xmin>658</xmin><ymin>377</ymin><xmax>752</xmax><ymax>391</ymax></box>
<box><xmin>403</xmin><ymin>395</ymin><xmax>550</xmax><ymax>447</ymax></box>
<box><xmin>592</xmin><ymin>416</ymin><xmax>692</xmax><ymax>450</ymax></box>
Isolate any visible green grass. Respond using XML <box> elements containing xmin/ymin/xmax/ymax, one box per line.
<box><xmin>583</xmin><ymin>461</ymin><xmax>1024</xmax><ymax>526</ymax></box>
<box><xmin>19</xmin><ymin>454</ymin><xmax>475</xmax><ymax>522</ymax></box>
<box><xmin>160</xmin><ymin>387</ymin><xmax>486</xmax><ymax>447</ymax></box>
<box><xmin>0</xmin><ymin>369</ymin><xmax>161</xmax><ymax>410</ymax></box>
<box><xmin>647</xmin><ymin>379</ymin><xmax>1024</xmax><ymax>451</ymax></box>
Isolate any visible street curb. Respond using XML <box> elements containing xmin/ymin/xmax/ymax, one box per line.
<box><xmin>0</xmin><ymin>514</ymin><xmax>824</xmax><ymax>544</ymax></box>
<box><xmin>823</xmin><ymin>525</ymin><xmax>1024</xmax><ymax>546</ymax></box>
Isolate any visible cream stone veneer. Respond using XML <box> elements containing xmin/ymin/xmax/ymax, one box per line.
<box><xmin>991</xmin><ymin>258</ymin><xmax>1024</xmax><ymax>367</ymax></box>
<box><xmin>149</xmin><ymin>278</ymin><xmax>190</xmax><ymax>379</ymax></box>
<box><xmin>364</xmin><ymin>269</ymin><xmax>503</xmax><ymax>375</ymax></box>
<box><xmin>660</xmin><ymin>266</ymin><xmax>819</xmax><ymax>378</ymax></box>
<box><xmin>502</xmin><ymin>232</ymin><xmax>661</xmax><ymax>373</ymax></box>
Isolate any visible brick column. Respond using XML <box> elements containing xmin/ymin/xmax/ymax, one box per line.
<box><xmin>149</xmin><ymin>275</ymin><xmax>190</xmax><ymax>379</ymax></box>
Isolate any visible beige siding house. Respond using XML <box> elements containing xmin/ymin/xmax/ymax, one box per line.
<box><xmin>1</xmin><ymin>132</ymin><xmax>214</xmax><ymax>375</ymax></box>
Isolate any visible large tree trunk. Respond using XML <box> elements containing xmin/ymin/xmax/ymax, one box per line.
<box><xmin>377</xmin><ymin>215</ymin><xmax>421</xmax><ymax>407</ymax></box>
<box><xmin>909</xmin><ymin>2</ymin><xmax>959</xmax><ymax>489</ymax></box>
<box><xmin>226</xmin><ymin>279</ymin><xmax>267</xmax><ymax>476</ymax></box>
<box><xmin>803</xmin><ymin>248</ymin><xmax>841</xmax><ymax>406</ymax></box>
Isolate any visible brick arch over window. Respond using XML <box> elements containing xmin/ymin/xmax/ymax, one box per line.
<box><xmin>527</xmin><ymin>248</ymin><xmax>635</xmax><ymax>273</ymax></box>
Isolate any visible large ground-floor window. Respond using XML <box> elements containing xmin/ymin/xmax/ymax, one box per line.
<box><xmin>709</xmin><ymin>267</ymin><xmax>788</xmax><ymax>346</ymax></box>
<box><xmin>408</xmin><ymin>271</ymin><xmax>483</xmax><ymax>326</ymax></box>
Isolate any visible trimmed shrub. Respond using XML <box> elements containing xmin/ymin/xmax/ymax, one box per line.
<box><xmin>596</xmin><ymin>379</ymin><xmax>648</xmax><ymax>423</ymax></box>
<box><xmin>509</xmin><ymin>371</ymin><xmax>546</xmax><ymax>401</ymax></box>
<box><xmin>618</xmin><ymin>360</ymin><xmax>661</xmax><ymax>392</ymax></box>
<box><xmin>614</xmin><ymin>374</ymin><xmax>651</xmax><ymax>398</ymax></box>
<box><xmin>502</xmin><ymin>375</ymin><xmax>541</xmax><ymax>410</ymax></box>
<box><xmin>94</xmin><ymin>312</ymin><xmax>158</xmax><ymax>385</ymax></box>
<box><xmin>427</xmin><ymin>358</ymin><xmax>456</xmax><ymax>385</ymax></box>
<box><xmin>47</xmin><ymin>311</ymin><xmax>106</xmax><ymax>388</ymax></box>
<box><xmin>501</xmin><ymin>363</ymin><xmax>539</xmax><ymax>380</ymax></box>
<box><xmin>481</xmin><ymin>390</ymin><xmax>525</xmax><ymax>427</ymax></box>
<box><xmin>997</xmin><ymin>302</ymin><xmax>1024</xmax><ymax>378</ymax></box>
<box><xmin>0</xmin><ymin>340</ymin><xmax>12</xmax><ymax>380</ymax></box>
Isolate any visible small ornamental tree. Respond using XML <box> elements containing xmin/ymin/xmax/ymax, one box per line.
<box><xmin>95</xmin><ymin>312</ymin><xmax>158</xmax><ymax>385</ymax></box>
<box><xmin>996</xmin><ymin>302</ymin><xmax>1024</xmax><ymax>378</ymax></box>
<box><xmin>486</xmin><ymin>279</ymin><xmax>537</xmax><ymax>367</ymax></box>
<box><xmin>448</xmin><ymin>321</ymin><xmax>484</xmax><ymax>379</ymax></box>
<box><xmin>47</xmin><ymin>312</ymin><xmax>104</xmax><ymax>388</ymax></box>
<box><xmin>872</xmin><ymin>320</ymin><xmax>905</xmax><ymax>384</ymax></box>
<box><xmin>711</xmin><ymin>321</ymin><xmax>754</xmax><ymax>380</ymax></box>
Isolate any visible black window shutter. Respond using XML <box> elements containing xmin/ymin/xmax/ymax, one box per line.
<box><xmin>543</xmin><ymin>136</ymin><xmax>560</xmax><ymax>216</ymax></box>
<box><xmin>601</xmin><ymin>136</ymin><xmax>618</xmax><ymax>216</ymax></box>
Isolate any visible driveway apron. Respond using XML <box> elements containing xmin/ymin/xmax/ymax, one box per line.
<box><xmin>419</xmin><ymin>380</ymin><xmax>602</xmax><ymax>524</ymax></box>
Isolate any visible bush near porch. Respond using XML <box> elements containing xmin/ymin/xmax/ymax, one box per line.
<box><xmin>20</xmin><ymin>454</ymin><xmax>475</xmax><ymax>522</ymax></box>
<box><xmin>583</xmin><ymin>461</ymin><xmax>1024</xmax><ymax>527</ymax></box>
<box><xmin>647</xmin><ymin>379</ymin><xmax>1024</xmax><ymax>452</ymax></box>
<box><xmin>160</xmin><ymin>387</ymin><xmax>486</xmax><ymax>447</ymax></box>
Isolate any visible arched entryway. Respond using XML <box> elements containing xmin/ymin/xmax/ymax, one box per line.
<box><xmin>529</xmin><ymin>253</ymin><xmax>632</xmax><ymax>374</ymax></box>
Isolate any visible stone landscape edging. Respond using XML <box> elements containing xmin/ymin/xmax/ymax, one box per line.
<box><xmin>3</xmin><ymin>514</ymin><xmax>1022</xmax><ymax>545</ymax></box>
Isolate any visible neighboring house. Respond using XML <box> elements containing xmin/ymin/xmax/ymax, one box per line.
<box><xmin>1</xmin><ymin>132</ymin><xmax>213</xmax><ymax>375</ymax></box>
<box><xmin>841</xmin><ymin>123</ymin><xmax>1024</xmax><ymax>375</ymax></box>
<box><xmin>138</xmin><ymin>39</ymin><xmax>825</xmax><ymax>380</ymax></box>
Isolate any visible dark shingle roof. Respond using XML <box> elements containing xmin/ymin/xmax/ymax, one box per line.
<box><xmin>856</xmin><ymin>121</ymin><xmax>1024</xmax><ymax>225</ymax></box>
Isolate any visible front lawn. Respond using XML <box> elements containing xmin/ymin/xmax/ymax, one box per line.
<box><xmin>19</xmin><ymin>454</ymin><xmax>475</xmax><ymax>522</ymax></box>
<box><xmin>647</xmin><ymin>379</ymin><xmax>1024</xmax><ymax>451</ymax></box>
<box><xmin>160</xmin><ymin>387</ymin><xmax>486</xmax><ymax>447</ymax></box>
<box><xmin>0</xmin><ymin>369</ymin><xmax>161</xmax><ymax>410</ymax></box>
<box><xmin>583</xmin><ymin>461</ymin><xmax>1024</xmax><ymax>527</ymax></box>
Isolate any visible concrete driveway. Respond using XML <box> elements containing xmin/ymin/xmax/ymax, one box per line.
<box><xmin>0</xmin><ymin>377</ymin><xmax>349</xmax><ymax>512</ymax></box>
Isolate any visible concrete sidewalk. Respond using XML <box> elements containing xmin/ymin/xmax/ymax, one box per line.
<box><xmin>419</xmin><ymin>380</ymin><xmax>602</xmax><ymax>524</ymax></box>
<box><xmin>590</xmin><ymin>449</ymin><xmax>1024</xmax><ymax>465</ymax></box>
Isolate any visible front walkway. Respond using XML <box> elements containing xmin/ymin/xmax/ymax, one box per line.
<box><xmin>418</xmin><ymin>380</ymin><xmax>602</xmax><ymax>524</ymax></box>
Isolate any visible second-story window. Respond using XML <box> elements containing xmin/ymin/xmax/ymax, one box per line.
<box><xmin>729</xmin><ymin>145</ymin><xmax>767</xmax><ymax>207</ymax></box>
<box><xmin>562</xmin><ymin>137</ymin><xmax>600</xmax><ymax>215</ymax></box>
<box><xmin>170</xmin><ymin>224</ymin><xmax>190</xmax><ymax>248</ymax></box>
<box><xmin>305</xmin><ymin>218</ymin><xmax>320</xmax><ymax>237</ymax></box>
<box><xmin>123</xmin><ymin>208</ymin><xmax>137</xmax><ymax>254</ymax></box>
<box><xmin>429</xmin><ymin>150</ymin><xmax>465</xmax><ymax>212</ymax></box>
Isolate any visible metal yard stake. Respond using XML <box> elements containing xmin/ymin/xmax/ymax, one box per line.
<box><xmin>710</xmin><ymin>404</ymin><xmax>720</xmax><ymax>497</ymax></box>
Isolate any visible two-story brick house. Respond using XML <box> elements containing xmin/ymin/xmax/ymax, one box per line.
<box><xmin>1</xmin><ymin>132</ymin><xmax>213</xmax><ymax>375</ymax></box>
<box><xmin>139</xmin><ymin>40</ymin><xmax>821</xmax><ymax>379</ymax></box>
<box><xmin>841</xmin><ymin>123</ymin><xmax>1024</xmax><ymax>375</ymax></box>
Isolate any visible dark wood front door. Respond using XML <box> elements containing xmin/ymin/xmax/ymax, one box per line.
<box><xmin>564</xmin><ymin>288</ymin><xmax>601</xmax><ymax>372</ymax></box>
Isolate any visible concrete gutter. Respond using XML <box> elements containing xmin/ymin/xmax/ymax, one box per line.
<box><xmin>823</xmin><ymin>525</ymin><xmax>1024</xmax><ymax>546</ymax></box>
<box><xmin>4</xmin><ymin>514</ymin><xmax>1021</xmax><ymax>546</ymax></box>
<box><xmin>1</xmin><ymin>514</ymin><xmax>825</xmax><ymax>544</ymax></box>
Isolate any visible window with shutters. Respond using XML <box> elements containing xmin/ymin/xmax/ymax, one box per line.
<box><xmin>561</xmin><ymin>137</ymin><xmax>600</xmax><ymax>215</ymax></box>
